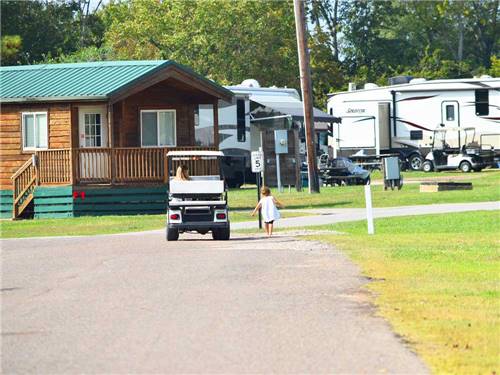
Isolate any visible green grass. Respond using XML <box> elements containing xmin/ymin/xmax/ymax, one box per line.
<box><xmin>229</xmin><ymin>170</ymin><xmax>500</xmax><ymax>210</ymax></box>
<box><xmin>306</xmin><ymin>211</ymin><xmax>500</xmax><ymax>374</ymax></box>
<box><xmin>0</xmin><ymin>210</ymin><xmax>307</xmax><ymax>239</ymax></box>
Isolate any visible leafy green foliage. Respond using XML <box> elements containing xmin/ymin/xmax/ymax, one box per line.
<box><xmin>1</xmin><ymin>0</ymin><xmax>498</xmax><ymax>107</ymax></box>
<box><xmin>102</xmin><ymin>0</ymin><xmax>299</xmax><ymax>87</ymax></box>
<box><xmin>0</xmin><ymin>0</ymin><xmax>104</xmax><ymax>65</ymax></box>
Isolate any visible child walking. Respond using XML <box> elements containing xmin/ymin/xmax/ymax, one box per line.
<box><xmin>251</xmin><ymin>186</ymin><xmax>284</xmax><ymax>236</ymax></box>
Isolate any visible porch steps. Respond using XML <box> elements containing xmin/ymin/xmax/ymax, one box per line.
<box><xmin>0</xmin><ymin>190</ymin><xmax>13</xmax><ymax>219</ymax></box>
<box><xmin>34</xmin><ymin>186</ymin><xmax>168</xmax><ymax>218</ymax></box>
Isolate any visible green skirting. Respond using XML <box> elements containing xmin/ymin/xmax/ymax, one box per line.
<box><xmin>34</xmin><ymin>186</ymin><xmax>168</xmax><ymax>219</ymax></box>
<box><xmin>0</xmin><ymin>190</ymin><xmax>13</xmax><ymax>219</ymax></box>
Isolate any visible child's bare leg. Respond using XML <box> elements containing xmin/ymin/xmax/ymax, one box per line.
<box><xmin>264</xmin><ymin>223</ymin><xmax>269</xmax><ymax>235</ymax></box>
<box><xmin>268</xmin><ymin>223</ymin><xmax>273</xmax><ymax>236</ymax></box>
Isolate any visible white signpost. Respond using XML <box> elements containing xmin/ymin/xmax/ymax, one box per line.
<box><xmin>251</xmin><ymin>150</ymin><xmax>264</xmax><ymax>228</ymax></box>
<box><xmin>364</xmin><ymin>183</ymin><xmax>375</xmax><ymax>235</ymax></box>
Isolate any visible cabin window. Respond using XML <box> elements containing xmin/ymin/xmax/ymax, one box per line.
<box><xmin>475</xmin><ymin>89</ymin><xmax>489</xmax><ymax>116</ymax></box>
<box><xmin>236</xmin><ymin>99</ymin><xmax>246</xmax><ymax>142</ymax></box>
<box><xmin>140</xmin><ymin>110</ymin><xmax>176</xmax><ymax>147</ymax></box>
<box><xmin>445</xmin><ymin>105</ymin><xmax>455</xmax><ymax>121</ymax></box>
<box><xmin>22</xmin><ymin>112</ymin><xmax>47</xmax><ymax>150</ymax></box>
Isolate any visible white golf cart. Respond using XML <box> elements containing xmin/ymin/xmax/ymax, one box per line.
<box><xmin>166</xmin><ymin>150</ymin><xmax>230</xmax><ymax>241</ymax></box>
<box><xmin>422</xmin><ymin>127</ymin><xmax>494</xmax><ymax>173</ymax></box>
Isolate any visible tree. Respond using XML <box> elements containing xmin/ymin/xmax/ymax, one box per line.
<box><xmin>102</xmin><ymin>0</ymin><xmax>299</xmax><ymax>87</ymax></box>
<box><xmin>0</xmin><ymin>0</ymin><xmax>105</xmax><ymax>65</ymax></box>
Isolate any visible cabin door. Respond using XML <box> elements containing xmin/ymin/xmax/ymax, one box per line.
<box><xmin>441</xmin><ymin>101</ymin><xmax>460</xmax><ymax>147</ymax></box>
<box><xmin>78</xmin><ymin>106</ymin><xmax>109</xmax><ymax>181</ymax></box>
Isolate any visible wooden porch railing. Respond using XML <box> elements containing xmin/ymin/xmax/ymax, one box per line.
<box><xmin>35</xmin><ymin>146</ymin><xmax>218</xmax><ymax>186</ymax></box>
<box><xmin>37</xmin><ymin>149</ymin><xmax>72</xmax><ymax>185</ymax></box>
<box><xmin>12</xmin><ymin>158</ymin><xmax>37</xmax><ymax>218</ymax></box>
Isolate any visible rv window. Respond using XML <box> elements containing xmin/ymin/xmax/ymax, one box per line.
<box><xmin>194</xmin><ymin>107</ymin><xmax>199</xmax><ymax>127</ymax></box>
<box><xmin>237</xmin><ymin>99</ymin><xmax>246</xmax><ymax>142</ymax></box>
<box><xmin>475</xmin><ymin>89</ymin><xmax>489</xmax><ymax>116</ymax></box>
<box><xmin>410</xmin><ymin>130</ymin><xmax>423</xmax><ymax>140</ymax></box>
<box><xmin>445</xmin><ymin>105</ymin><xmax>455</xmax><ymax>121</ymax></box>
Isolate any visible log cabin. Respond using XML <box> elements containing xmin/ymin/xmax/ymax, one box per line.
<box><xmin>0</xmin><ymin>60</ymin><xmax>233</xmax><ymax>219</ymax></box>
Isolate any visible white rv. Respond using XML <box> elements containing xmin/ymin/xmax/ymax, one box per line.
<box><xmin>196</xmin><ymin>80</ymin><xmax>337</xmax><ymax>186</ymax></box>
<box><xmin>327</xmin><ymin>76</ymin><xmax>500</xmax><ymax>170</ymax></box>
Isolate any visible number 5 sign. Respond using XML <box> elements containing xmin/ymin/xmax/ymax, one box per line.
<box><xmin>251</xmin><ymin>151</ymin><xmax>264</xmax><ymax>173</ymax></box>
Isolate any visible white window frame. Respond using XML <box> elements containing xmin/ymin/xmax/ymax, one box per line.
<box><xmin>21</xmin><ymin>111</ymin><xmax>48</xmax><ymax>151</ymax></box>
<box><xmin>140</xmin><ymin>109</ymin><xmax>177</xmax><ymax>147</ymax></box>
<box><xmin>83</xmin><ymin>112</ymin><xmax>103</xmax><ymax>147</ymax></box>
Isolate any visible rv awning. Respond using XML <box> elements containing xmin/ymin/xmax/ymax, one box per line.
<box><xmin>250</xmin><ymin>95</ymin><xmax>340</xmax><ymax>123</ymax></box>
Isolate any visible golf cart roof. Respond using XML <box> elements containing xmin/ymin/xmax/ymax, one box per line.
<box><xmin>434</xmin><ymin>126</ymin><xmax>475</xmax><ymax>132</ymax></box>
<box><xmin>166</xmin><ymin>150</ymin><xmax>225</xmax><ymax>157</ymax></box>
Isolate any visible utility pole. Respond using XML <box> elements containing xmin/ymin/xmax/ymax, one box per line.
<box><xmin>293</xmin><ymin>0</ymin><xmax>320</xmax><ymax>193</ymax></box>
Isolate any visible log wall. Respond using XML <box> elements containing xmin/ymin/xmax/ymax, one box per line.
<box><xmin>0</xmin><ymin>103</ymin><xmax>73</xmax><ymax>190</ymax></box>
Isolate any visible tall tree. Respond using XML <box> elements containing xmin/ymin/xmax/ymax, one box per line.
<box><xmin>102</xmin><ymin>0</ymin><xmax>299</xmax><ymax>87</ymax></box>
<box><xmin>0</xmin><ymin>0</ymin><xmax>104</xmax><ymax>65</ymax></box>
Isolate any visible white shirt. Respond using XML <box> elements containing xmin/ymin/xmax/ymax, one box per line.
<box><xmin>260</xmin><ymin>196</ymin><xmax>280</xmax><ymax>222</ymax></box>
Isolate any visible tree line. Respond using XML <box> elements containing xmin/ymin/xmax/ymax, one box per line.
<box><xmin>1</xmin><ymin>0</ymin><xmax>498</xmax><ymax>108</ymax></box>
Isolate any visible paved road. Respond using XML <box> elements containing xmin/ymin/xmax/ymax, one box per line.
<box><xmin>233</xmin><ymin>201</ymin><xmax>500</xmax><ymax>230</ymax></box>
<box><xmin>1</xmin><ymin>232</ymin><xmax>428</xmax><ymax>373</ymax></box>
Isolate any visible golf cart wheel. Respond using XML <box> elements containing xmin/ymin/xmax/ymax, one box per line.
<box><xmin>460</xmin><ymin>161</ymin><xmax>472</xmax><ymax>173</ymax></box>
<box><xmin>409</xmin><ymin>154</ymin><xmax>424</xmax><ymax>171</ymax></box>
<box><xmin>422</xmin><ymin>161</ymin><xmax>433</xmax><ymax>173</ymax></box>
<box><xmin>212</xmin><ymin>226</ymin><xmax>230</xmax><ymax>240</ymax></box>
<box><xmin>167</xmin><ymin>227</ymin><xmax>179</xmax><ymax>241</ymax></box>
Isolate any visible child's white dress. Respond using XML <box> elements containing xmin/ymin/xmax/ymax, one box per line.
<box><xmin>260</xmin><ymin>196</ymin><xmax>280</xmax><ymax>223</ymax></box>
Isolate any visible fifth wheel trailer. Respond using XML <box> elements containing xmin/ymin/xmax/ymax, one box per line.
<box><xmin>327</xmin><ymin>76</ymin><xmax>500</xmax><ymax>170</ymax></box>
<box><xmin>195</xmin><ymin>80</ymin><xmax>337</xmax><ymax>186</ymax></box>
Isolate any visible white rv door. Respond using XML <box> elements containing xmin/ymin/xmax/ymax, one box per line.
<box><xmin>441</xmin><ymin>101</ymin><xmax>460</xmax><ymax>147</ymax></box>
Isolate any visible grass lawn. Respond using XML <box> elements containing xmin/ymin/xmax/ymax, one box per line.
<box><xmin>229</xmin><ymin>170</ymin><xmax>500</xmax><ymax>210</ymax></box>
<box><xmin>0</xmin><ymin>210</ymin><xmax>306</xmax><ymax>239</ymax></box>
<box><xmin>306</xmin><ymin>211</ymin><xmax>500</xmax><ymax>374</ymax></box>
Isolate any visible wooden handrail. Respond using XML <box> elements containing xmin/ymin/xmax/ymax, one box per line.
<box><xmin>12</xmin><ymin>158</ymin><xmax>37</xmax><ymax>218</ymax></box>
<box><xmin>13</xmin><ymin>176</ymin><xmax>36</xmax><ymax>205</ymax></box>
<box><xmin>11</xmin><ymin>158</ymin><xmax>33</xmax><ymax>180</ymax></box>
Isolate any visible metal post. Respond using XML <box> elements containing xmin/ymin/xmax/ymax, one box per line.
<box><xmin>276</xmin><ymin>153</ymin><xmax>282</xmax><ymax>192</ymax></box>
<box><xmin>294</xmin><ymin>0</ymin><xmax>320</xmax><ymax>193</ymax></box>
<box><xmin>364</xmin><ymin>184</ymin><xmax>375</xmax><ymax>235</ymax></box>
<box><xmin>257</xmin><ymin>172</ymin><xmax>262</xmax><ymax>229</ymax></box>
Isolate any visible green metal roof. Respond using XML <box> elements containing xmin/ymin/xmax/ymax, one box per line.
<box><xmin>0</xmin><ymin>60</ymin><xmax>232</xmax><ymax>103</ymax></box>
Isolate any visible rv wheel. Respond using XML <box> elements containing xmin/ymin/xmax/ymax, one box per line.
<box><xmin>167</xmin><ymin>227</ymin><xmax>179</xmax><ymax>241</ymax></box>
<box><xmin>409</xmin><ymin>154</ymin><xmax>424</xmax><ymax>171</ymax></box>
<box><xmin>422</xmin><ymin>161</ymin><xmax>433</xmax><ymax>173</ymax></box>
<box><xmin>460</xmin><ymin>161</ymin><xmax>472</xmax><ymax>173</ymax></box>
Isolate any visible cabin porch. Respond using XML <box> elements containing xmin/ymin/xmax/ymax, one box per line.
<box><xmin>10</xmin><ymin>146</ymin><xmax>218</xmax><ymax>219</ymax></box>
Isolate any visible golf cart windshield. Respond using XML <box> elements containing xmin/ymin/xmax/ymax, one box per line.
<box><xmin>432</xmin><ymin>127</ymin><xmax>476</xmax><ymax>149</ymax></box>
<box><xmin>167</xmin><ymin>151</ymin><xmax>223</xmax><ymax>180</ymax></box>
<box><xmin>166</xmin><ymin>150</ymin><xmax>225</xmax><ymax>195</ymax></box>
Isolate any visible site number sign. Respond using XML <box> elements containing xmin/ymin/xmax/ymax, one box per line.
<box><xmin>251</xmin><ymin>151</ymin><xmax>264</xmax><ymax>173</ymax></box>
